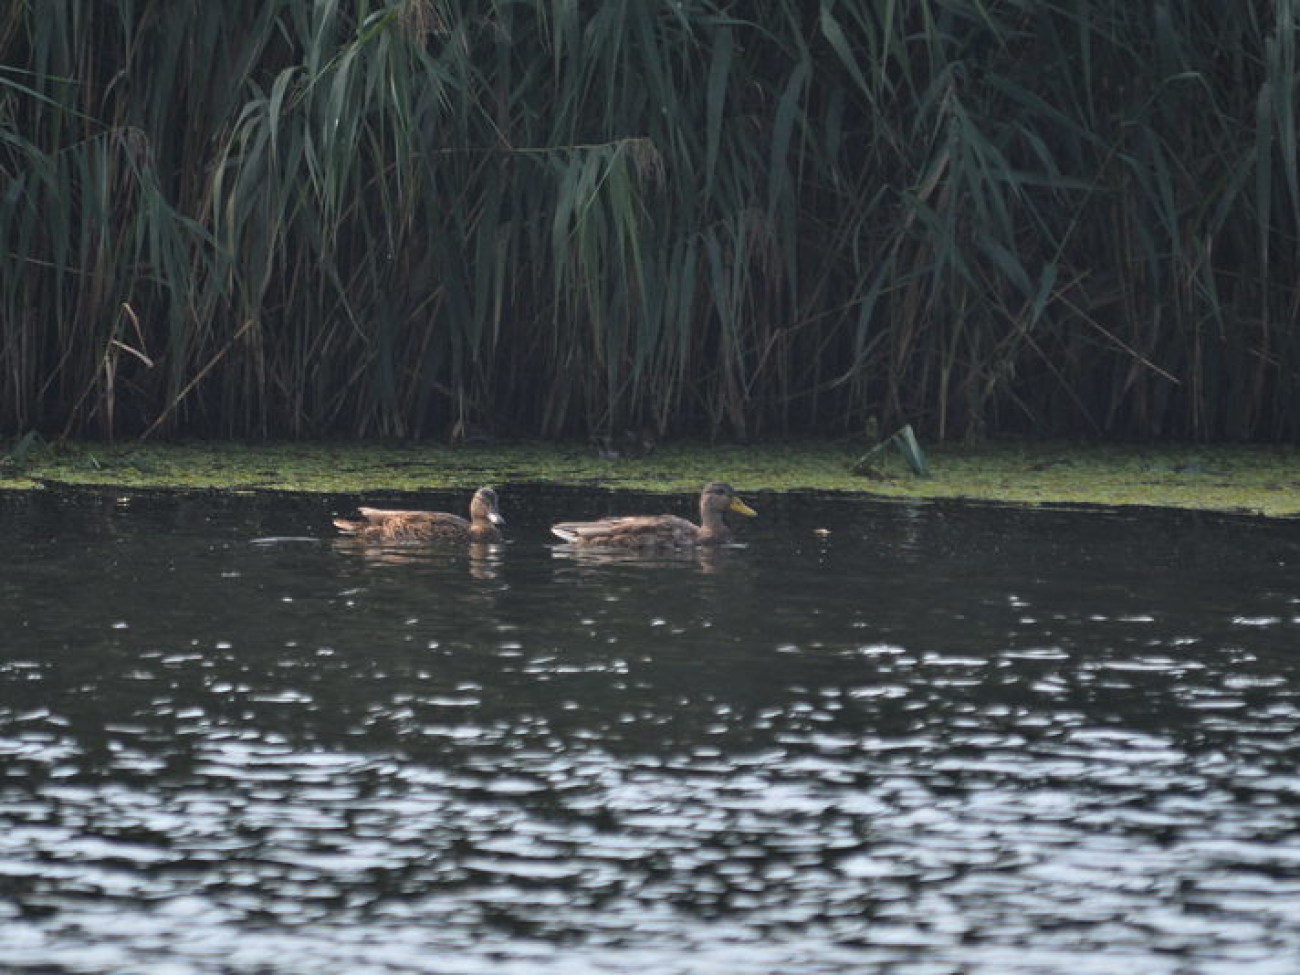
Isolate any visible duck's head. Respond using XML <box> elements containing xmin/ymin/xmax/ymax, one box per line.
<box><xmin>701</xmin><ymin>482</ymin><xmax>756</xmax><ymax>519</ymax></box>
<box><xmin>471</xmin><ymin>486</ymin><xmax>506</xmax><ymax>526</ymax></box>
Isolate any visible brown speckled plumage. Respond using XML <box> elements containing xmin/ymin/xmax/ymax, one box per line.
<box><xmin>334</xmin><ymin>487</ymin><xmax>504</xmax><ymax>544</ymax></box>
<box><xmin>551</xmin><ymin>482</ymin><xmax>755</xmax><ymax>549</ymax></box>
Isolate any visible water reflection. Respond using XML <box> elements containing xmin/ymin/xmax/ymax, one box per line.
<box><xmin>333</xmin><ymin>536</ymin><xmax>506</xmax><ymax>580</ymax></box>
<box><xmin>550</xmin><ymin>540</ymin><xmax>744</xmax><ymax>574</ymax></box>
<box><xmin>2</xmin><ymin>487</ymin><xmax>1300</xmax><ymax>973</ymax></box>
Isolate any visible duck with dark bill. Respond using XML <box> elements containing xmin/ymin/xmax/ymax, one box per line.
<box><xmin>334</xmin><ymin>486</ymin><xmax>505</xmax><ymax>544</ymax></box>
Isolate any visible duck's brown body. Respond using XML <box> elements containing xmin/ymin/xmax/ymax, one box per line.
<box><xmin>334</xmin><ymin>487</ymin><xmax>504</xmax><ymax>544</ymax></box>
<box><xmin>551</xmin><ymin>482</ymin><xmax>755</xmax><ymax>549</ymax></box>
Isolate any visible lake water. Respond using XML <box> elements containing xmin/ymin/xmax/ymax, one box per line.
<box><xmin>2</xmin><ymin>485</ymin><xmax>1300</xmax><ymax>974</ymax></box>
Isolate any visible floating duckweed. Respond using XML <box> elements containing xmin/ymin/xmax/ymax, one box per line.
<box><xmin>1</xmin><ymin>438</ymin><xmax>1298</xmax><ymax>517</ymax></box>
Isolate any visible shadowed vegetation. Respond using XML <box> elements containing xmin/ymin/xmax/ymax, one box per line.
<box><xmin>3</xmin><ymin>1</ymin><xmax>1300</xmax><ymax>443</ymax></box>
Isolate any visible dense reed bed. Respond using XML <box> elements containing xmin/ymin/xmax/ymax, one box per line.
<box><xmin>2</xmin><ymin>1</ymin><xmax>1299</xmax><ymax>442</ymax></box>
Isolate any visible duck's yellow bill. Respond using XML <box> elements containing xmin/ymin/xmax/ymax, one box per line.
<box><xmin>729</xmin><ymin>498</ymin><xmax>757</xmax><ymax>517</ymax></box>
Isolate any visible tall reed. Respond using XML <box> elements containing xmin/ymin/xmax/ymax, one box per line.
<box><xmin>2</xmin><ymin>0</ymin><xmax>1299</xmax><ymax>442</ymax></box>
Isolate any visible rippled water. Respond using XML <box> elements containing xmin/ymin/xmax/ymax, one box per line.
<box><xmin>3</xmin><ymin>485</ymin><xmax>1300</xmax><ymax>973</ymax></box>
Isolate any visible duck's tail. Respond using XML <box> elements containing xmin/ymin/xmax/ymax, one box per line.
<box><xmin>333</xmin><ymin>518</ymin><xmax>365</xmax><ymax>534</ymax></box>
<box><xmin>550</xmin><ymin>524</ymin><xmax>582</xmax><ymax>543</ymax></box>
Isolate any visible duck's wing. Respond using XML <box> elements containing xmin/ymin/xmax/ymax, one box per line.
<box><xmin>356</xmin><ymin>506</ymin><xmax>459</xmax><ymax>524</ymax></box>
<box><xmin>551</xmin><ymin>514</ymin><xmax>697</xmax><ymax>546</ymax></box>
<box><xmin>337</xmin><ymin>508</ymin><xmax>470</xmax><ymax>537</ymax></box>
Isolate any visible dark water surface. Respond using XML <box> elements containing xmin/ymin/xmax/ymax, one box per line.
<box><xmin>3</xmin><ymin>485</ymin><xmax>1300</xmax><ymax>974</ymax></box>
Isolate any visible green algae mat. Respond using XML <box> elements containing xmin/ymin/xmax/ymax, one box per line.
<box><xmin>2</xmin><ymin>439</ymin><xmax>1299</xmax><ymax>518</ymax></box>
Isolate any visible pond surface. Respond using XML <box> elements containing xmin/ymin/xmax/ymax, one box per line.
<box><xmin>2</xmin><ymin>485</ymin><xmax>1300</xmax><ymax>974</ymax></box>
